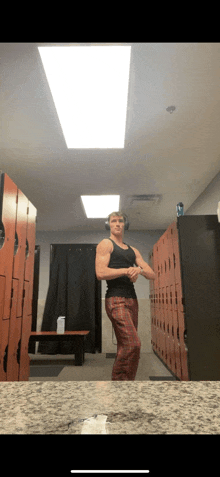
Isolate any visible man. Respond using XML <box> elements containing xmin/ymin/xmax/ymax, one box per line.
<box><xmin>95</xmin><ymin>211</ymin><xmax>156</xmax><ymax>381</ymax></box>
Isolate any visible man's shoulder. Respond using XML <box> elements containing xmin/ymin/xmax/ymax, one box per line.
<box><xmin>129</xmin><ymin>245</ymin><xmax>138</xmax><ymax>255</ymax></box>
<box><xmin>96</xmin><ymin>238</ymin><xmax>113</xmax><ymax>252</ymax></box>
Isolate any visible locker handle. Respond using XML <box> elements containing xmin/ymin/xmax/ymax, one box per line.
<box><xmin>0</xmin><ymin>221</ymin><xmax>5</xmax><ymax>250</ymax></box>
<box><xmin>177</xmin><ymin>327</ymin><xmax>179</xmax><ymax>340</ymax></box>
<box><xmin>10</xmin><ymin>287</ymin><xmax>13</xmax><ymax>309</ymax></box>
<box><xmin>184</xmin><ymin>330</ymin><xmax>188</xmax><ymax>351</ymax></box>
<box><xmin>22</xmin><ymin>288</ymin><xmax>25</xmax><ymax>309</ymax></box>
<box><xmin>17</xmin><ymin>340</ymin><xmax>21</xmax><ymax>365</ymax></box>
<box><xmin>3</xmin><ymin>345</ymin><xmax>8</xmax><ymax>374</ymax></box>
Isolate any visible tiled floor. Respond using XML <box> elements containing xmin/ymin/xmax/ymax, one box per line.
<box><xmin>28</xmin><ymin>352</ymin><xmax>175</xmax><ymax>381</ymax></box>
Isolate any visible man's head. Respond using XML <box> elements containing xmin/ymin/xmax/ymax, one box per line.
<box><xmin>107</xmin><ymin>211</ymin><xmax>126</xmax><ymax>225</ymax></box>
<box><xmin>105</xmin><ymin>211</ymin><xmax>129</xmax><ymax>233</ymax></box>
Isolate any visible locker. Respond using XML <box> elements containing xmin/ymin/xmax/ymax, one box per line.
<box><xmin>0</xmin><ymin>276</ymin><xmax>6</xmax><ymax>377</ymax></box>
<box><xmin>166</xmin><ymin>223</ymin><xmax>176</xmax><ymax>284</ymax></box>
<box><xmin>158</xmin><ymin>309</ymin><xmax>165</xmax><ymax>360</ymax></box>
<box><xmin>153</xmin><ymin>243</ymin><xmax>160</xmax><ymax>289</ymax></box>
<box><xmin>13</xmin><ymin>190</ymin><xmax>28</xmax><ymax>280</ymax></box>
<box><xmin>178</xmin><ymin>310</ymin><xmax>189</xmax><ymax>380</ymax></box>
<box><xmin>25</xmin><ymin>201</ymin><xmax>36</xmax><ymax>282</ymax></box>
<box><xmin>19</xmin><ymin>281</ymin><xmax>31</xmax><ymax>381</ymax></box>
<box><xmin>0</xmin><ymin>173</ymin><xmax>17</xmax><ymax>320</ymax></box>
<box><xmin>0</xmin><ymin>276</ymin><xmax>5</xmax><ymax>319</ymax></box>
<box><xmin>167</xmin><ymin>310</ymin><xmax>176</xmax><ymax>376</ymax></box>
<box><xmin>0</xmin><ymin>172</ymin><xmax>37</xmax><ymax>381</ymax></box>
<box><xmin>13</xmin><ymin>189</ymin><xmax>29</xmax><ymax>318</ymax></box>
<box><xmin>0</xmin><ymin>320</ymin><xmax>10</xmax><ymax>381</ymax></box>
<box><xmin>163</xmin><ymin>297</ymin><xmax>169</xmax><ymax>366</ymax></box>
<box><xmin>150</xmin><ymin>215</ymin><xmax>220</xmax><ymax>380</ymax></box>
<box><xmin>158</xmin><ymin>235</ymin><xmax>167</xmax><ymax>287</ymax></box>
<box><xmin>172</xmin><ymin>309</ymin><xmax>182</xmax><ymax>379</ymax></box>
<box><xmin>7</xmin><ymin>279</ymin><xmax>21</xmax><ymax>381</ymax></box>
<box><xmin>24</xmin><ymin>201</ymin><xmax>37</xmax><ymax>316</ymax></box>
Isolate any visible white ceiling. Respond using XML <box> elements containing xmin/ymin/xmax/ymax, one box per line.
<box><xmin>1</xmin><ymin>42</ymin><xmax>220</xmax><ymax>231</ymax></box>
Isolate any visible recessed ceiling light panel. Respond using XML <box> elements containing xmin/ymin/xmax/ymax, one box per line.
<box><xmin>38</xmin><ymin>46</ymin><xmax>131</xmax><ymax>148</ymax></box>
<box><xmin>81</xmin><ymin>195</ymin><xmax>120</xmax><ymax>218</ymax></box>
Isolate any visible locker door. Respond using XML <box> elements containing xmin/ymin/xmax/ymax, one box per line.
<box><xmin>7</xmin><ymin>279</ymin><xmax>21</xmax><ymax>381</ymax></box>
<box><xmin>24</xmin><ymin>201</ymin><xmax>37</xmax><ymax>316</ymax></box>
<box><xmin>178</xmin><ymin>310</ymin><xmax>189</xmax><ymax>380</ymax></box>
<box><xmin>168</xmin><ymin>285</ymin><xmax>176</xmax><ymax>374</ymax></box>
<box><xmin>19</xmin><ymin>281</ymin><xmax>31</xmax><ymax>381</ymax></box>
<box><xmin>0</xmin><ymin>173</ymin><xmax>17</xmax><ymax>320</ymax></box>
<box><xmin>0</xmin><ymin>276</ymin><xmax>5</xmax><ymax>320</ymax></box>
<box><xmin>164</xmin><ymin>287</ymin><xmax>170</xmax><ymax>367</ymax></box>
<box><xmin>0</xmin><ymin>276</ymin><xmax>6</xmax><ymax>379</ymax></box>
<box><xmin>13</xmin><ymin>189</ymin><xmax>29</xmax><ymax>318</ymax></box>
<box><xmin>167</xmin><ymin>222</ymin><xmax>176</xmax><ymax>285</ymax></box>
<box><xmin>149</xmin><ymin>251</ymin><xmax>156</xmax><ymax>352</ymax></box>
<box><xmin>172</xmin><ymin>309</ymin><xmax>182</xmax><ymax>380</ymax></box>
<box><xmin>153</xmin><ymin>243</ymin><xmax>160</xmax><ymax>289</ymax></box>
<box><xmin>0</xmin><ymin>320</ymin><xmax>10</xmax><ymax>381</ymax></box>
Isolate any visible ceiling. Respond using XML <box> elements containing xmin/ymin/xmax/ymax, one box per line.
<box><xmin>1</xmin><ymin>42</ymin><xmax>220</xmax><ymax>232</ymax></box>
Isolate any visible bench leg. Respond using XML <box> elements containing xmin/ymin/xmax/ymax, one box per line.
<box><xmin>75</xmin><ymin>336</ymin><xmax>84</xmax><ymax>366</ymax></box>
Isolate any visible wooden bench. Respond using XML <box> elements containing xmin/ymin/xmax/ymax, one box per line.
<box><xmin>29</xmin><ymin>331</ymin><xmax>90</xmax><ymax>366</ymax></box>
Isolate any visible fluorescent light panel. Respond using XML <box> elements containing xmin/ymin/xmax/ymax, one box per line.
<box><xmin>81</xmin><ymin>195</ymin><xmax>120</xmax><ymax>218</ymax></box>
<box><xmin>38</xmin><ymin>46</ymin><xmax>131</xmax><ymax>148</ymax></box>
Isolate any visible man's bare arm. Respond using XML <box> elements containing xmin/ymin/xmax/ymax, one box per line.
<box><xmin>128</xmin><ymin>247</ymin><xmax>156</xmax><ymax>281</ymax></box>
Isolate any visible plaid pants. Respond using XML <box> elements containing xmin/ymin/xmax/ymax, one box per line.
<box><xmin>105</xmin><ymin>297</ymin><xmax>141</xmax><ymax>380</ymax></box>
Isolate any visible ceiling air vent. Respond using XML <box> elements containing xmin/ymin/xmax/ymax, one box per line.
<box><xmin>129</xmin><ymin>194</ymin><xmax>162</xmax><ymax>208</ymax></box>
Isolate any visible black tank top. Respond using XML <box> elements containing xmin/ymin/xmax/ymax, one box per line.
<box><xmin>105</xmin><ymin>238</ymin><xmax>137</xmax><ymax>299</ymax></box>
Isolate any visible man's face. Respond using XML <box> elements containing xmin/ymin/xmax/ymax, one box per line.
<box><xmin>109</xmin><ymin>216</ymin><xmax>125</xmax><ymax>234</ymax></box>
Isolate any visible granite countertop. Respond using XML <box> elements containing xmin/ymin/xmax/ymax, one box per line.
<box><xmin>0</xmin><ymin>381</ymin><xmax>220</xmax><ymax>434</ymax></box>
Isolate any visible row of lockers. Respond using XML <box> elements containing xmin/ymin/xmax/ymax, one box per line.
<box><xmin>0</xmin><ymin>172</ymin><xmax>37</xmax><ymax>381</ymax></box>
<box><xmin>149</xmin><ymin>215</ymin><xmax>220</xmax><ymax>381</ymax></box>
<box><xmin>149</xmin><ymin>219</ymin><xmax>182</xmax><ymax>289</ymax></box>
<box><xmin>149</xmin><ymin>219</ymin><xmax>188</xmax><ymax>380</ymax></box>
<box><xmin>150</xmin><ymin>297</ymin><xmax>189</xmax><ymax>380</ymax></box>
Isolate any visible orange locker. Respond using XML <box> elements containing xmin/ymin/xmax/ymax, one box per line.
<box><xmin>19</xmin><ymin>281</ymin><xmax>32</xmax><ymax>381</ymax></box>
<box><xmin>25</xmin><ymin>201</ymin><xmax>37</xmax><ymax>316</ymax></box>
<box><xmin>0</xmin><ymin>320</ymin><xmax>10</xmax><ymax>381</ymax></box>
<box><xmin>172</xmin><ymin>309</ymin><xmax>182</xmax><ymax>380</ymax></box>
<box><xmin>0</xmin><ymin>276</ymin><xmax>6</xmax><ymax>320</ymax></box>
<box><xmin>13</xmin><ymin>189</ymin><xmax>29</xmax><ymax>317</ymax></box>
<box><xmin>7</xmin><ymin>279</ymin><xmax>21</xmax><ymax>381</ymax></box>
<box><xmin>0</xmin><ymin>172</ymin><xmax>37</xmax><ymax>381</ymax></box>
<box><xmin>153</xmin><ymin>243</ymin><xmax>159</xmax><ymax>289</ymax></box>
<box><xmin>166</xmin><ymin>223</ymin><xmax>176</xmax><ymax>285</ymax></box>
<box><xmin>0</xmin><ymin>173</ymin><xmax>17</xmax><ymax>320</ymax></box>
<box><xmin>178</xmin><ymin>310</ymin><xmax>189</xmax><ymax>380</ymax></box>
<box><xmin>149</xmin><ymin>218</ymin><xmax>190</xmax><ymax>380</ymax></box>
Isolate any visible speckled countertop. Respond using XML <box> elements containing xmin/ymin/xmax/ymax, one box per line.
<box><xmin>0</xmin><ymin>381</ymin><xmax>220</xmax><ymax>434</ymax></box>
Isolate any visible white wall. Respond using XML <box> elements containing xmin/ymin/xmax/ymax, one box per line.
<box><xmin>35</xmin><ymin>168</ymin><xmax>220</xmax><ymax>352</ymax></box>
<box><xmin>35</xmin><ymin>228</ymin><xmax>165</xmax><ymax>352</ymax></box>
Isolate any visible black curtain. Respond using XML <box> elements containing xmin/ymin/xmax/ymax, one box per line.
<box><xmin>38</xmin><ymin>244</ymin><xmax>101</xmax><ymax>354</ymax></box>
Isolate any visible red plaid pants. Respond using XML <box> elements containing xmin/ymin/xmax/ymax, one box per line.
<box><xmin>105</xmin><ymin>297</ymin><xmax>141</xmax><ymax>380</ymax></box>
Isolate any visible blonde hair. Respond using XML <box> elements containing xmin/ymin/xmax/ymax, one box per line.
<box><xmin>107</xmin><ymin>211</ymin><xmax>126</xmax><ymax>223</ymax></box>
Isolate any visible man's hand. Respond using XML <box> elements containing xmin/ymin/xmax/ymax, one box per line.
<box><xmin>127</xmin><ymin>267</ymin><xmax>141</xmax><ymax>282</ymax></box>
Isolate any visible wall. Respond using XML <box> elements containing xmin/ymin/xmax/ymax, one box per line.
<box><xmin>35</xmin><ymin>229</ymin><xmax>166</xmax><ymax>353</ymax></box>
<box><xmin>185</xmin><ymin>169</ymin><xmax>220</xmax><ymax>216</ymax></box>
<box><xmin>35</xmin><ymin>168</ymin><xmax>220</xmax><ymax>354</ymax></box>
